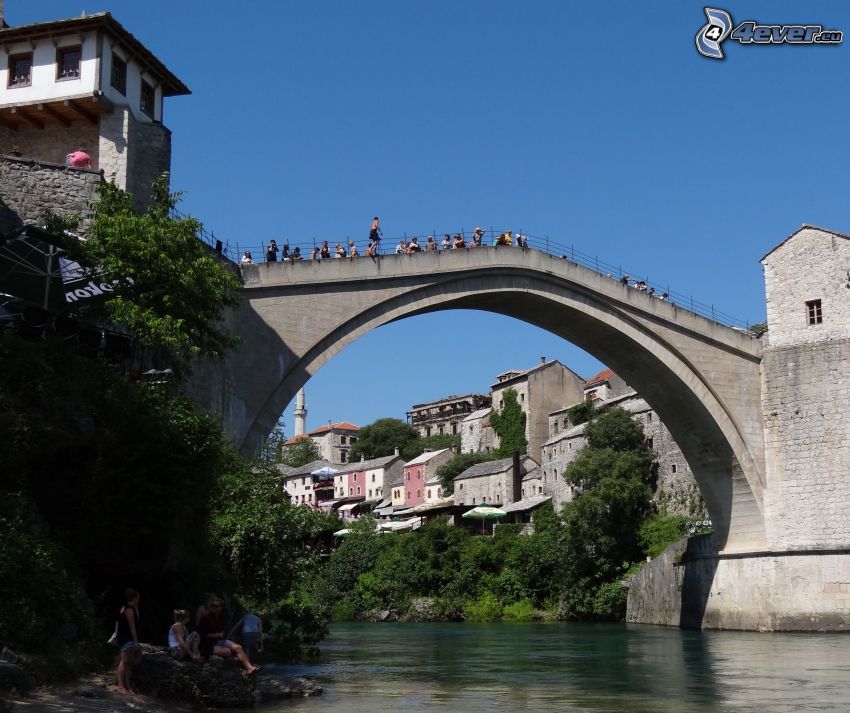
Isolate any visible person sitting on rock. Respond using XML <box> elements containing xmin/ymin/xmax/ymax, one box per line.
<box><xmin>168</xmin><ymin>609</ymin><xmax>200</xmax><ymax>662</ymax></box>
<box><xmin>197</xmin><ymin>596</ymin><xmax>260</xmax><ymax>675</ymax></box>
<box><xmin>229</xmin><ymin>612</ymin><xmax>264</xmax><ymax>661</ymax></box>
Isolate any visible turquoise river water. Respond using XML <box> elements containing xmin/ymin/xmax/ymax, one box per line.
<box><xmin>263</xmin><ymin>622</ymin><xmax>850</xmax><ymax>713</ymax></box>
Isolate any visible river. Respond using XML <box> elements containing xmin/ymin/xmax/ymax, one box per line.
<box><xmin>265</xmin><ymin>622</ymin><xmax>850</xmax><ymax>712</ymax></box>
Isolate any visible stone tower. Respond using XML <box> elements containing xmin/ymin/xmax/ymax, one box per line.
<box><xmin>760</xmin><ymin>225</ymin><xmax>850</xmax><ymax>550</ymax></box>
<box><xmin>293</xmin><ymin>388</ymin><xmax>307</xmax><ymax>437</ymax></box>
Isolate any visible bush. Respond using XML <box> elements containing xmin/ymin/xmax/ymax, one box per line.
<box><xmin>0</xmin><ymin>496</ymin><xmax>92</xmax><ymax>654</ymax></box>
<box><xmin>640</xmin><ymin>515</ymin><xmax>688</xmax><ymax>558</ymax></box>
<box><xmin>591</xmin><ymin>580</ymin><xmax>628</xmax><ymax>620</ymax></box>
<box><xmin>463</xmin><ymin>592</ymin><xmax>503</xmax><ymax>622</ymax></box>
<box><xmin>503</xmin><ymin>599</ymin><xmax>536</xmax><ymax>622</ymax></box>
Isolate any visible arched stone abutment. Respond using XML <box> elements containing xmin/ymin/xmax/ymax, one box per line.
<box><xmin>241</xmin><ymin>265</ymin><xmax>766</xmax><ymax>552</ymax></box>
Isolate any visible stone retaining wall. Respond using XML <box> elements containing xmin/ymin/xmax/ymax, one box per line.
<box><xmin>0</xmin><ymin>156</ymin><xmax>101</xmax><ymax>234</ymax></box>
<box><xmin>626</xmin><ymin>536</ymin><xmax>850</xmax><ymax>630</ymax></box>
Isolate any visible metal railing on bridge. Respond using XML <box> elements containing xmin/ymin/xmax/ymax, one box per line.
<box><xmin>179</xmin><ymin>219</ymin><xmax>756</xmax><ymax>333</ymax></box>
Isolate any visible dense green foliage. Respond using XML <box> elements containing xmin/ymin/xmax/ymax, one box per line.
<box><xmin>490</xmin><ymin>388</ymin><xmax>528</xmax><ymax>457</ymax></box>
<box><xmin>559</xmin><ymin>407</ymin><xmax>656</xmax><ymax>618</ymax></box>
<box><xmin>566</xmin><ymin>399</ymin><xmax>596</xmax><ymax>426</ymax></box>
<box><xmin>349</xmin><ymin>418</ymin><xmax>420</xmax><ymax>461</ymax></box>
<box><xmin>435</xmin><ymin>452</ymin><xmax>496</xmax><ymax>495</ymax></box>
<box><xmin>279</xmin><ymin>436</ymin><xmax>322</xmax><ymax>467</ymax></box>
<box><xmin>75</xmin><ymin>175</ymin><xmax>241</xmax><ymax>369</ymax></box>
<box><xmin>310</xmin><ymin>406</ymin><xmax>677</xmax><ymax>624</ymax></box>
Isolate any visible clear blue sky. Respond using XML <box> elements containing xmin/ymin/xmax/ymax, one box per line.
<box><xmin>15</xmin><ymin>1</ymin><xmax>850</xmax><ymax>436</ymax></box>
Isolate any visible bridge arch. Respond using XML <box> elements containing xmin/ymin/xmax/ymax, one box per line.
<box><xmin>229</xmin><ymin>250</ymin><xmax>766</xmax><ymax>552</ymax></box>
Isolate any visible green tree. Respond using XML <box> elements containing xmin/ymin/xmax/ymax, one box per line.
<box><xmin>349</xmin><ymin>418</ymin><xmax>419</xmax><ymax>461</ymax></box>
<box><xmin>74</xmin><ymin>175</ymin><xmax>241</xmax><ymax>371</ymax></box>
<box><xmin>404</xmin><ymin>433</ymin><xmax>460</xmax><ymax>460</ymax></box>
<box><xmin>280</xmin><ymin>436</ymin><xmax>322</xmax><ymax>468</ymax></box>
<box><xmin>490</xmin><ymin>388</ymin><xmax>528</xmax><ymax>457</ymax></box>
<box><xmin>210</xmin><ymin>462</ymin><xmax>334</xmax><ymax>601</ymax></box>
<box><xmin>435</xmin><ymin>452</ymin><xmax>495</xmax><ymax>495</ymax></box>
<box><xmin>561</xmin><ymin>407</ymin><xmax>656</xmax><ymax>619</ymax></box>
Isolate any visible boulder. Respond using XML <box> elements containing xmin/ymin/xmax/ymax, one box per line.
<box><xmin>133</xmin><ymin>652</ymin><xmax>320</xmax><ymax>708</ymax></box>
<box><xmin>0</xmin><ymin>663</ymin><xmax>32</xmax><ymax>694</ymax></box>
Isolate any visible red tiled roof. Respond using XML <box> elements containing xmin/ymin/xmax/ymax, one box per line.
<box><xmin>283</xmin><ymin>434</ymin><xmax>312</xmax><ymax>445</ymax></box>
<box><xmin>308</xmin><ymin>422</ymin><xmax>360</xmax><ymax>436</ymax></box>
<box><xmin>585</xmin><ymin>368</ymin><xmax>615</xmax><ymax>387</ymax></box>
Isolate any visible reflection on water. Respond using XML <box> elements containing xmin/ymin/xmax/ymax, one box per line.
<box><xmin>264</xmin><ymin>622</ymin><xmax>850</xmax><ymax>713</ymax></box>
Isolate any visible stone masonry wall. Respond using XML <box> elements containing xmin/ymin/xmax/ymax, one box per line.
<box><xmin>627</xmin><ymin>536</ymin><xmax>850</xmax><ymax>631</ymax></box>
<box><xmin>0</xmin><ymin>121</ymin><xmax>100</xmax><ymax>167</ymax></box>
<box><xmin>126</xmin><ymin>112</ymin><xmax>171</xmax><ymax>213</ymax></box>
<box><xmin>761</xmin><ymin>341</ymin><xmax>850</xmax><ymax>549</ymax></box>
<box><xmin>0</xmin><ymin>157</ymin><xmax>101</xmax><ymax>234</ymax></box>
<box><xmin>761</xmin><ymin>227</ymin><xmax>850</xmax><ymax>549</ymax></box>
<box><xmin>455</xmin><ymin>470</ymin><xmax>512</xmax><ymax>507</ymax></box>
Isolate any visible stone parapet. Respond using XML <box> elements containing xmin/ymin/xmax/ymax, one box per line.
<box><xmin>0</xmin><ymin>156</ymin><xmax>101</xmax><ymax>234</ymax></box>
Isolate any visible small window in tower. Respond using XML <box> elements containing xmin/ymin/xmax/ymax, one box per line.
<box><xmin>111</xmin><ymin>54</ymin><xmax>127</xmax><ymax>95</ymax></box>
<box><xmin>672</xmin><ymin>464</ymin><xmax>678</xmax><ymax>474</ymax></box>
<box><xmin>806</xmin><ymin>299</ymin><xmax>823</xmax><ymax>325</ymax></box>
<box><xmin>647</xmin><ymin>437</ymin><xmax>654</xmax><ymax>449</ymax></box>
<box><xmin>340</xmin><ymin>451</ymin><xmax>347</xmax><ymax>463</ymax></box>
<box><xmin>8</xmin><ymin>53</ymin><xmax>32</xmax><ymax>87</ymax></box>
<box><xmin>340</xmin><ymin>435</ymin><xmax>346</xmax><ymax>445</ymax></box>
<box><xmin>452</xmin><ymin>423</ymin><xmax>457</xmax><ymax>435</ymax></box>
<box><xmin>140</xmin><ymin>80</ymin><xmax>155</xmax><ymax>118</ymax></box>
<box><xmin>57</xmin><ymin>46</ymin><xmax>82</xmax><ymax>80</ymax></box>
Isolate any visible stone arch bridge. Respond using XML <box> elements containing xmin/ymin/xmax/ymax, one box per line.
<box><xmin>192</xmin><ymin>247</ymin><xmax>766</xmax><ymax>555</ymax></box>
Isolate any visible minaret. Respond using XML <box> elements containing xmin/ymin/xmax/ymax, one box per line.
<box><xmin>294</xmin><ymin>388</ymin><xmax>307</xmax><ymax>437</ymax></box>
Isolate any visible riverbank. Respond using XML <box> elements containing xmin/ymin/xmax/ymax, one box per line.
<box><xmin>2</xmin><ymin>672</ymin><xmax>191</xmax><ymax>713</ymax></box>
<box><xmin>2</xmin><ymin>657</ymin><xmax>322</xmax><ymax>712</ymax></box>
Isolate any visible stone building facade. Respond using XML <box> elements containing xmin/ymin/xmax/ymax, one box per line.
<box><xmin>284</xmin><ymin>421</ymin><xmax>360</xmax><ymax>465</ymax></box>
<box><xmin>407</xmin><ymin>393</ymin><xmax>491</xmax><ymax>438</ymax></box>
<box><xmin>490</xmin><ymin>358</ymin><xmax>585</xmax><ymax>462</ymax></box>
<box><xmin>760</xmin><ymin>225</ymin><xmax>850</xmax><ymax>549</ymax></box>
<box><xmin>453</xmin><ymin>455</ymin><xmax>538</xmax><ymax>507</ymax></box>
<box><xmin>460</xmin><ymin>407</ymin><xmax>493</xmax><ymax>454</ymax></box>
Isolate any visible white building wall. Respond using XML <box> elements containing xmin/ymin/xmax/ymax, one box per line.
<box><xmin>100</xmin><ymin>35</ymin><xmax>162</xmax><ymax>123</ymax></box>
<box><xmin>0</xmin><ymin>34</ymin><xmax>99</xmax><ymax>104</ymax></box>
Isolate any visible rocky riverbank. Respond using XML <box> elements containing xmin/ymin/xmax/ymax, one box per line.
<box><xmin>1</xmin><ymin>651</ymin><xmax>321</xmax><ymax>711</ymax></box>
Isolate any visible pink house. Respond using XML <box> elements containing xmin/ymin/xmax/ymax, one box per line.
<box><xmin>402</xmin><ymin>449</ymin><xmax>453</xmax><ymax>508</ymax></box>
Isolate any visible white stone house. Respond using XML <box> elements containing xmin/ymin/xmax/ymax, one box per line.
<box><xmin>0</xmin><ymin>11</ymin><xmax>190</xmax><ymax>210</ymax></box>
<box><xmin>284</xmin><ymin>421</ymin><xmax>360</xmax><ymax>465</ymax></box>
<box><xmin>279</xmin><ymin>459</ymin><xmax>331</xmax><ymax>507</ymax></box>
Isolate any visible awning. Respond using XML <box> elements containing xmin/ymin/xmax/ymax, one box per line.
<box><xmin>501</xmin><ymin>495</ymin><xmax>552</xmax><ymax>514</ymax></box>
<box><xmin>338</xmin><ymin>502</ymin><xmax>360</xmax><ymax>512</ymax></box>
<box><xmin>374</xmin><ymin>506</ymin><xmax>395</xmax><ymax>517</ymax></box>
<box><xmin>333</xmin><ymin>528</ymin><xmax>351</xmax><ymax>537</ymax></box>
<box><xmin>318</xmin><ymin>499</ymin><xmax>340</xmax><ymax>509</ymax></box>
<box><xmin>410</xmin><ymin>496</ymin><xmax>454</xmax><ymax>514</ymax></box>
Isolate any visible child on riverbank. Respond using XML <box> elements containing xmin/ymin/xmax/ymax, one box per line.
<box><xmin>168</xmin><ymin>609</ymin><xmax>200</xmax><ymax>662</ymax></box>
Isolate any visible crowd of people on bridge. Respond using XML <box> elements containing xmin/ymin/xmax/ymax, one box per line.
<box><xmin>249</xmin><ymin>219</ymin><xmax>535</xmax><ymax>266</ymax></box>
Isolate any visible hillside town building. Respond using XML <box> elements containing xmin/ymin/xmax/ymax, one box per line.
<box><xmin>401</xmin><ymin>448</ymin><xmax>453</xmax><ymax>508</ymax></box>
<box><xmin>284</xmin><ymin>421</ymin><xmax>360</xmax><ymax>464</ymax></box>
<box><xmin>407</xmin><ymin>393</ymin><xmax>491</xmax><ymax>438</ymax></box>
<box><xmin>490</xmin><ymin>358</ymin><xmax>585</xmax><ymax>461</ymax></box>
<box><xmin>453</xmin><ymin>455</ymin><xmax>538</xmax><ymax>508</ymax></box>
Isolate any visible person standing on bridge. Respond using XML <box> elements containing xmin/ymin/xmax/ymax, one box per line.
<box><xmin>320</xmin><ymin>241</ymin><xmax>331</xmax><ymax>260</ymax></box>
<box><xmin>266</xmin><ymin>240</ymin><xmax>278</xmax><ymax>264</ymax></box>
<box><xmin>369</xmin><ymin>217</ymin><xmax>381</xmax><ymax>252</ymax></box>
